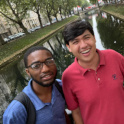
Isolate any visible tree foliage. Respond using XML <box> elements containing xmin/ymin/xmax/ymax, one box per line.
<box><xmin>0</xmin><ymin>0</ymin><xmax>30</xmax><ymax>33</ymax></box>
<box><xmin>0</xmin><ymin>0</ymin><xmax>87</xmax><ymax>34</ymax></box>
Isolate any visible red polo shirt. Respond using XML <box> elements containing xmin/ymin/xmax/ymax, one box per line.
<box><xmin>62</xmin><ymin>49</ymin><xmax>124</xmax><ymax>124</ymax></box>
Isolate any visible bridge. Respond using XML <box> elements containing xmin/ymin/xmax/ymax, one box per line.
<box><xmin>79</xmin><ymin>7</ymin><xmax>99</xmax><ymax>18</ymax></box>
<box><xmin>84</xmin><ymin>7</ymin><xmax>99</xmax><ymax>12</ymax></box>
<box><xmin>80</xmin><ymin>7</ymin><xmax>99</xmax><ymax>14</ymax></box>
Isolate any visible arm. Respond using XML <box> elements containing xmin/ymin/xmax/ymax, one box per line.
<box><xmin>72</xmin><ymin>107</ymin><xmax>83</xmax><ymax>124</ymax></box>
<box><xmin>3</xmin><ymin>100</ymin><xmax>27</xmax><ymax>124</ymax></box>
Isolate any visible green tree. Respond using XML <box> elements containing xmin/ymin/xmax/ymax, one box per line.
<box><xmin>42</xmin><ymin>0</ymin><xmax>53</xmax><ymax>24</ymax></box>
<box><xmin>76</xmin><ymin>0</ymin><xmax>83</xmax><ymax>12</ymax></box>
<box><xmin>0</xmin><ymin>0</ymin><xmax>30</xmax><ymax>34</ymax></box>
<box><xmin>29</xmin><ymin>0</ymin><xmax>44</xmax><ymax>28</ymax></box>
<box><xmin>62</xmin><ymin>0</ymin><xmax>75</xmax><ymax>17</ymax></box>
<box><xmin>67</xmin><ymin>0</ymin><xmax>77</xmax><ymax>15</ymax></box>
<box><xmin>58</xmin><ymin>0</ymin><xmax>65</xmax><ymax>20</ymax></box>
<box><xmin>82</xmin><ymin>0</ymin><xmax>90</xmax><ymax>10</ymax></box>
<box><xmin>90</xmin><ymin>0</ymin><xmax>100</xmax><ymax>7</ymax></box>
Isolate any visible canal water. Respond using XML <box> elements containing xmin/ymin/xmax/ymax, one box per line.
<box><xmin>0</xmin><ymin>10</ymin><xmax>124</xmax><ymax>123</ymax></box>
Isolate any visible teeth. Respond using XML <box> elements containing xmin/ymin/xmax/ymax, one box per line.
<box><xmin>81</xmin><ymin>49</ymin><xmax>90</xmax><ymax>54</ymax></box>
<box><xmin>44</xmin><ymin>75</ymin><xmax>50</xmax><ymax>77</ymax></box>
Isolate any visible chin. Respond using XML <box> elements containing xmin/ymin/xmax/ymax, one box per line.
<box><xmin>32</xmin><ymin>74</ymin><xmax>57</xmax><ymax>87</ymax></box>
<box><xmin>33</xmin><ymin>78</ymin><xmax>56</xmax><ymax>87</ymax></box>
<box><xmin>43</xmin><ymin>82</ymin><xmax>54</xmax><ymax>87</ymax></box>
<box><xmin>41</xmin><ymin>79</ymin><xmax>55</xmax><ymax>87</ymax></box>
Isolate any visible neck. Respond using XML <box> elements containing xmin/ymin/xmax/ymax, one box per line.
<box><xmin>78</xmin><ymin>52</ymin><xmax>99</xmax><ymax>71</ymax></box>
<box><xmin>32</xmin><ymin>81</ymin><xmax>52</xmax><ymax>95</ymax></box>
<box><xmin>32</xmin><ymin>81</ymin><xmax>52</xmax><ymax>103</ymax></box>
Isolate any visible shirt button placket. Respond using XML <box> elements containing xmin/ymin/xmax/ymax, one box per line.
<box><xmin>95</xmin><ymin>71</ymin><xmax>102</xmax><ymax>86</ymax></box>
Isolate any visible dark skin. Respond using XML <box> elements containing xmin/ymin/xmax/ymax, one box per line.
<box><xmin>26</xmin><ymin>50</ymin><xmax>57</xmax><ymax>103</ymax></box>
<box><xmin>32</xmin><ymin>83</ymin><xmax>52</xmax><ymax>103</ymax></box>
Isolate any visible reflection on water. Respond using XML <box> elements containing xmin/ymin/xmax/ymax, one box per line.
<box><xmin>92</xmin><ymin>15</ymin><xmax>105</xmax><ymax>50</ymax></box>
<box><xmin>97</xmin><ymin>11</ymin><xmax>124</xmax><ymax>55</ymax></box>
<box><xmin>0</xmin><ymin>10</ymin><xmax>124</xmax><ymax>123</ymax></box>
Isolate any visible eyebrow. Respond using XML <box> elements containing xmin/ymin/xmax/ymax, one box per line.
<box><xmin>72</xmin><ymin>34</ymin><xmax>91</xmax><ymax>41</ymax></box>
<box><xmin>83</xmin><ymin>34</ymin><xmax>90</xmax><ymax>37</ymax></box>
<box><xmin>30</xmin><ymin>57</ymin><xmax>53</xmax><ymax>65</ymax></box>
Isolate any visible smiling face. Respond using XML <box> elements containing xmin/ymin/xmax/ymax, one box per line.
<box><xmin>66</xmin><ymin>30</ymin><xmax>97</xmax><ymax>67</ymax></box>
<box><xmin>26</xmin><ymin>50</ymin><xmax>57</xmax><ymax>87</ymax></box>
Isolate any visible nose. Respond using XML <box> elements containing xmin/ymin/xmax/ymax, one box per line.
<box><xmin>41</xmin><ymin>63</ymin><xmax>50</xmax><ymax>72</ymax></box>
<box><xmin>80</xmin><ymin>40</ymin><xmax>87</xmax><ymax>48</ymax></box>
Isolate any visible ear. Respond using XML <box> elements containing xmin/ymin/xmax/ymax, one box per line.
<box><xmin>25</xmin><ymin>68</ymin><xmax>31</xmax><ymax>78</ymax></box>
<box><xmin>66</xmin><ymin>44</ymin><xmax>72</xmax><ymax>52</ymax></box>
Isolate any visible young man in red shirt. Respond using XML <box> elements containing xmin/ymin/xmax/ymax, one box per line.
<box><xmin>62</xmin><ymin>20</ymin><xmax>124</xmax><ymax>124</ymax></box>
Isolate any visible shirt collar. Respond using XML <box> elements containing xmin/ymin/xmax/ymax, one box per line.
<box><xmin>74</xmin><ymin>49</ymin><xmax>106</xmax><ymax>75</ymax></box>
<box><xmin>97</xmin><ymin>49</ymin><xmax>105</xmax><ymax>67</ymax></box>
<box><xmin>24</xmin><ymin>79</ymin><xmax>60</xmax><ymax>111</ymax></box>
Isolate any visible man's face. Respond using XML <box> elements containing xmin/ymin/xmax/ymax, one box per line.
<box><xmin>66</xmin><ymin>30</ymin><xmax>97</xmax><ymax>66</ymax></box>
<box><xmin>26</xmin><ymin>50</ymin><xmax>57</xmax><ymax>87</ymax></box>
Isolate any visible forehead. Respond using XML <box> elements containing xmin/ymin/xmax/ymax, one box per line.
<box><xmin>27</xmin><ymin>50</ymin><xmax>52</xmax><ymax>64</ymax></box>
<box><xmin>75</xmin><ymin>30</ymin><xmax>91</xmax><ymax>38</ymax></box>
<box><xmin>69</xmin><ymin>30</ymin><xmax>91</xmax><ymax>43</ymax></box>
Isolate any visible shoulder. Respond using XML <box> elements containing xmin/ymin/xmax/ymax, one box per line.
<box><xmin>63</xmin><ymin>62</ymin><xmax>75</xmax><ymax>76</ymax></box>
<box><xmin>62</xmin><ymin>61</ymin><xmax>77</xmax><ymax>88</ymax></box>
<box><xmin>102</xmin><ymin>49</ymin><xmax>121</xmax><ymax>56</ymax></box>
<box><xmin>100</xmin><ymin>49</ymin><xmax>124</xmax><ymax>67</ymax></box>
<box><xmin>4</xmin><ymin>100</ymin><xmax>26</xmax><ymax>114</ymax></box>
<box><xmin>101</xmin><ymin>49</ymin><xmax>123</xmax><ymax>59</ymax></box>
<box><xmin>62</xmin><ymin>61</ymin><xmax>77</xmax><ymax>81</ymax></box>
<box><xmin>3</xmin><ymin>100</ymin><xmax>27</xmax><ymax>123</ymax></box>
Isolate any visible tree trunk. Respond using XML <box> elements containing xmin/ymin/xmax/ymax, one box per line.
<box><xmin>47</xmin><ymin>40</ymin><xmax>57</xmax><ymax>55</ymax></box>
<box><xmin>48</xmin><ymin>14</ymin><xmax>52</xmax><ymax>24</ymax></box>
<box><xmin>60</xmin><ymin>13</ymin><xmax>63</xmax><ymax>20</ymax></box>
<box><xmin>18</xmin><ymin>21</ymin><xmax>29</xmax><ymax>34</ymax></box>
<box><xmin>37</xmin><ymin>10</ymin><xmax>43</xmax><ymax>28</ymax></box>
<box><xmin>64</xmin><ymin>12</ymin><xmax>66</xmax><ymax>18</ymax></box>
<box><xmin>72</xmin><ymin>9</ymin><xmax>75</xmax><ymax>14</ymax></box>
<box><xmin>55</xmin><ymin>14</ymin><xmax>58</xmax><ymax>22</ymax></box>
<box><xmin>97</xmin><ymin>0</ymin><xmax>100</xmax><ymax>8</ymax></box>
<box><xmin>77</xmin><ymin>7</ymin><xmax>79</xmax><ymax>15</ymax></box>
<box><xmin>0</xmin><ymin>35</ymin><xmax>5</xmax><ymax>45</ymax></box>
<box><xmin>59</xmin><ymin>7</ymin><xmax>63</xmax><ymax>20</ymax></box>
<box><xmin>55</xmin><ymin>35</ymin><xmax>62</xmax><ymax>47</ymax></box>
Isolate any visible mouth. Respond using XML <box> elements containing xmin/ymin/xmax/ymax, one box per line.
<box><xmin>40</xmin><ymin>73</ymin><xmax>53</xmax><ymax>81</ymax></box>
<box><xmin>81</xmin><ymin>49</ymin><xmax>90</xmax><ymax>54</ymax></box>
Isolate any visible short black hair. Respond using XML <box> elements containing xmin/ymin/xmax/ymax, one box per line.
<box><xmin>24</xmin><ymin>46</ymin><xmax>52</xmax><ymax>68</ymax></box>
<box><xmin>63</xmin><ymin>19</ymin><xmax>94</xmax><ymax>45</ymax></box>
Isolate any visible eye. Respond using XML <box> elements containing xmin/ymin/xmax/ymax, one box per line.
<box><xmin>31</xmin><ymin>63</ymin><xmax>41</xmax><ymax>69</ymax></box>
<box><xmin>46</xmin><ymin>59</ymin><xmax>54</xmax><ymax>65</ymax></box>
<box><xmin>85</xmin><ymin>37</ymin><xmax>90</xmax><ymax>39</ymax></box>
<box><xmin>84</xmin><ymin>36</ymin><xmax>90</xmax><ymax>40</ymax></box>
<box><xmin>72</xmin><ymin>40</ymin><xmax>78</xmax><ymax>44</ymax></box>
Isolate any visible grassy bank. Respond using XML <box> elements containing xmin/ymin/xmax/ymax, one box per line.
<box><xmin>0</xmin><ymin>16</ymin><xmax>78</xmax><ymax>68</ymax></box>
<box><xmin>100</xmin><ymin>4</ymin><xmax>124</xmax><ymax>20</ymax></box>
